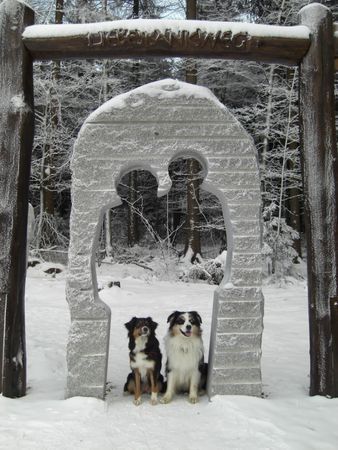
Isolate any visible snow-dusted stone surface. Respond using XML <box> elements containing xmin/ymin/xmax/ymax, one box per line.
<box><xmin>66</xmin><ymin>78</ymin><xmax>264</xmax><ymax>399</ymax></box>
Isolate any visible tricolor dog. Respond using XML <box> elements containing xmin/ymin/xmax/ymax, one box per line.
<box><xmin>124</xmin><ymin>317</ymin><xmax>164</xmax><ymax>405</ymax></box>
<box><xmin>161</xmin><ymin>311</ymin><xmax>208</xmax><ymax>404</ymax></box>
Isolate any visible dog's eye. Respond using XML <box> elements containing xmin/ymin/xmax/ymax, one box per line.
<box><xmin>177</xmin><ymin>318</ymin><xmax>185</xmax><ymax>325</ymax></box>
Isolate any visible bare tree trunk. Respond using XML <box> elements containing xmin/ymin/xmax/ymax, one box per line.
<box><xmin>184</xmin><ymin>159</ymin><xmax>201</xmax><ymax>260</ymax></box>
<box><xmin>184</xmin><ymin>0</ymin><xmax>201</xmax><ymax>262</ymax></box>
<box><xmin>37</xmin><ymin>0</ymin><xmax>63</xmax><ymax>248</ymax></box>
<box><xmin>286</xmin><ymin>156</ymin><xmax>302</xmax><ymax>259</ymax></box>
<box><xmin>102</xmin><ymin>56</ymin><xmax>113</xmax><ymax>256</ymax></box>
<box><xmin>186</xmin><ymin>0</ymin><xmax>197</xmax><ymax>19</ymax></box>
<box><xmin>127</xmin><ymin>0</ymin><xmax>141</xmax><ymax>247</ymax></box>
<box><xmin>102</xmin><ymin>0</ymin><xmax>108</xmax><ymax>17</ymax></box>
<box><xmin>132</xmin><ymin>0</ymin><xmax>139</xmax><ymax>18</ymax></box>
<box><xmin>261</xmin><ymin>64</ymin><xmax>275</xmax><ymax>172</ymax></box>
<box><xmin>100</xmin><ymin>0</ymin><xmax>113</xmax><ymax>257</ymax></box>
<box><xmin>128</xmin><ymin>171</ymin><xmax>139</xmax><ymax>247</ymax></box>
<box><xmin>285</xmin><ymin>66</ymin><xmax>302</xmax><ymax>259</ymax></box>
<box><xmin>261</xmin><ymin>0</ymin><xmax>286</xmax><ymax>191</ymax></box>
<box><xmin>46</xmin><ymin>0</ymin><xmax>63</xmax><ymax>214</ymax></box>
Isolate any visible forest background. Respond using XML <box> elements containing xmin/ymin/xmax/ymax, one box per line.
<box><xmin>25</xmin><ymin>0</ymin><xmax>338</xmax><ymax>282</ymax></box>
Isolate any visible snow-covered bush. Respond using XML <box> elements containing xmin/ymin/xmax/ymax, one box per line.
<box><xmin>180</xmin><ymin>251</ymin><xmax>226</xmax><ymax>284</ymax></box>
<box><xmin>262</xmin><ymin>205</ymin><xmax>300</xmax><ymax>281</ymax></box>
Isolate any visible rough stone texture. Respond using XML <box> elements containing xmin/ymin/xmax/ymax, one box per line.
<box><xmin>66</xmin><ymin>79</ymin><xmax>264</xmax><ymax>399</ymax></box>
<box><xmin>215</xmin><ymin>287</ymin><xmax>264</xmax><ymax>301</ymax></box>
<box><xmin>66</xmin><ymin>319</ymin><xmax>110</xmax><ymax>398</ymax></box>
<box><xmin>213</xmin><ymin>351</ymin><xmax>261</xmax><ymax>368</ymax></box>
<box><xmin>218</xmin><ymin>300</ymin><xmax>264</xmax><ymax>317</ymax></box>
<box><xmin>210</xmin><ymin>383</ymin><xmax>262</xmax><ymax>396</ymax></box>
<box><xmin>215</xmin><ymin>332</ymin><xmax>262</xmax><ymax>352</ymax></box>
<box><xmin>230</xmin><ymin>268</ymin><xmax>263</xmax><ymax>287</ymax></box>
<box><xmin>216</xmin><ymin>317</ymin><xmax>263</xmax><ymax>333</ymax></box>
<box><xmin>232</xmin><ymin>253</ymin><xmax>262</xmax><ymax>268</ymax></box>
<box><xmin>211</xmin><ymin>367</ymin><xmax>262</xmax><ymax>383</ymax></box>
<box><xmin>232</xmin><ymin>235</ymin><xmax>262</xmax><ymax>253</ymax></box>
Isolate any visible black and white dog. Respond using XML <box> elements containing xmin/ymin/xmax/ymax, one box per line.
<box><xmin>161</xmin><ymin>311</ymin><xmax>208</xmax><ymax>404</ymax></box>
<box><xmin>124</xmin><ymin>317</ymin><xmax>164</xmax><ymax>405</ymax></box>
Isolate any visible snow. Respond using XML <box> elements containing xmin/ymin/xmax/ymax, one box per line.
<box><xmin>84</xmin><ymin>79</ymin><xmax>226</xmax><ymax>119</ymax></box>
<box><xmin>1</xmin><ymin>262</ymin><xmax>338</xmax><ymax>449</ymax></box>
<box><xmin>299</xmin><ymin>3</ymin><xmax>331</xmax><ymax>29</ymax></box>
<box><xmin>22</xmin><ymin>18</ymin><xmax>310</xmax><ymax>40</ymax></box>
<box><xmin>10</xmin><ymin>95</ymin><xmax>26</xmax><ymax>109</ymax></box>
<box><xmin>214</xmin><ymin>250</ymin><xmax>227</xmax><ymax>266</ymax></box>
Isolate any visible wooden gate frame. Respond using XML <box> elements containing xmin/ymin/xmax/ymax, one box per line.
<box><xmin>0</xmin><ymin>0</ymin><xmax>337</xmax><ymax>398</ymax></box>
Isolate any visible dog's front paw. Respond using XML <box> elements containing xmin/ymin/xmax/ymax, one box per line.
<box><xmin>133</xmin><ymin>397</ymin><xmax>142</xmax><ymax>406</ymax></box>
<box><xmin>150</xmin><ymin>393</ymin><xmax>158</xmax><ymax>405</ymax></box>
<box><xmin>160</xmin><ymin>395</ymin><xmax>172</xmax><ymax>404</ymax></box>
<box><xmin>188</xmin><ymin>395</ymin><xmax>199</xmax><ymax>404</ymax></box>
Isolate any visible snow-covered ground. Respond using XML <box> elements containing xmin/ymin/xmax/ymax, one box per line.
<box><xmin>1</xmin><ymin>262</ymin><xmax>337</xmax><ymax>450</ymax></box>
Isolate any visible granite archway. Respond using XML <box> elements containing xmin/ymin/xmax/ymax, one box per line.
<box><xmin>66</xmin><ymin>79</ymin><xmax>264</xmax><ymax>399</ymax></box>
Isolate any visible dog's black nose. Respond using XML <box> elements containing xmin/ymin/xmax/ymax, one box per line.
<box><xmin>142</xmin><ymin>326</ymin><xmax>149</xmax><ymax>333</ymax></box>
<box><xmin>186</xmin><ymin>324</ymin><xmax>192</xmax><ymax>330</ymax></box>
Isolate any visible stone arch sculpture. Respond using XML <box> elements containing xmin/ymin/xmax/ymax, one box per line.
<box><xmin>66</xmin><ymin>78</ymin><xmax>264</xmax><ymax>399</ymax></box>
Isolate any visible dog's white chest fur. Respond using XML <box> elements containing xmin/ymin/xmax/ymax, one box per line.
<box><xmin>165</xmin><ymin>335</ymin><xmax>204</xmax><ymax>389</ymax></box>
<box><xmin>130</xmin><ymin>336</ymin><xmax>154</xmax><ymax>380</ymax></box>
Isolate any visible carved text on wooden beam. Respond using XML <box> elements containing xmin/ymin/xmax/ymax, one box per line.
<box><xmin>22</xmin><ymin>22</ymin><xmax>311</xmax><ymax>64</ymax></box>
<box><xmin>87</xmin><ymin>29</ymin><xmax>251</xmax><ymax>52</ymax></box>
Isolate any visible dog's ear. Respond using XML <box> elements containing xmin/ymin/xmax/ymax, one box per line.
<box><xmin>167</xmin><ymin>311</ymin><xmax>180</xmax><ymax>324</ymax></box>
<box><xmin>147</xmin><ymin>317</ymin><xmax>158</xmax><ymax>331</ymax></box>
<box><xmin>190</xmin><ymin>311</ymin><xmax>202</xmax><ymax>325</ymax></box>
<box><xmin>167</xmin><ymin>311</ymin><xmax>176</xmax><ymax>323</ymax></box>
<box><xmin>125</xmin><ymin>317</ymin><xmax>137</xmax><ymax>331</ymax></box>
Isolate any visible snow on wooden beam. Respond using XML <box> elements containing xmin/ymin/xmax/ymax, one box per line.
<box><xmin>22</xmin><ymin>19</ymin><xmax>311</xmax><ymax>65</ymax></box>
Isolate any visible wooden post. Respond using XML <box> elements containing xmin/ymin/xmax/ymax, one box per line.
<box><xmin>0</xmin><ymin>0</ymin><xmax>35</xmax><ymax>397</ymax></box>
<box><xmin>299</xmin><ymin>3</ymin><xmax>338</xmax><ymax>397</ymax></box>
<box><xmin>331</xmin><ymin>297</ymin><xmax>338</xmax><ymax>397</ymax></box>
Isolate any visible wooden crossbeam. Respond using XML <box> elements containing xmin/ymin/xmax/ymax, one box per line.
<box><xmin>22</xmin><ymin>19</ymin><xmax>312</xmax><ymax>66</ymax></box>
